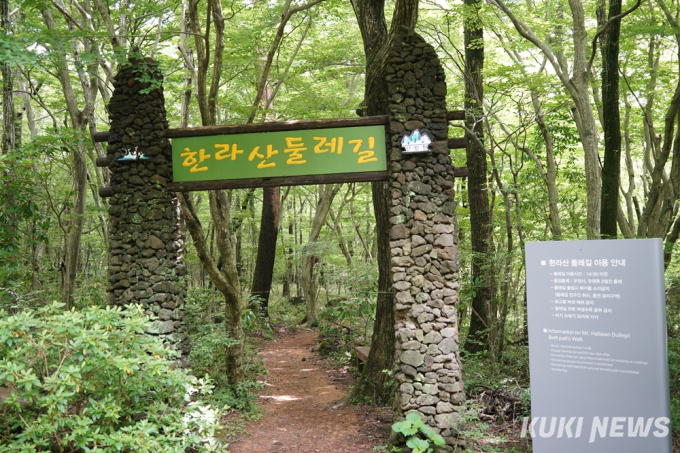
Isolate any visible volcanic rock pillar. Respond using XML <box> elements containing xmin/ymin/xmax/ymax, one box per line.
<box><xmin>387</xmin><ymin>27</ymin><xmax>465</xmax><ymax>449</ymax></box>
<box><xmin>105</xmin><ymin>57</ymin><xmax>189</xmax><ymax>367</ymax></box>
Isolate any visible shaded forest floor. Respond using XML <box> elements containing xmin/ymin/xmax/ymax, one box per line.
<box><xmin>227</xmin><ymin>329</ymin><xmax>392</xmax><ymax>452</ymax></box>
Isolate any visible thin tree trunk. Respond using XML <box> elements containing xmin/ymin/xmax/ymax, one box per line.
<box><xmin>531</xmin><ymin>90</ymin><xmax>562</xmax><ymax>239</ymax></box>
<box><xmin>463</xmin><ymin>0</ymin><xmax>495</xmax><ymax>355</ymax></box>
<box><xmin>329</xmin><ymin>208</ymin><xmax>353</xmax><ymax>266</ymax></box>
<box><xmin>349</xmin><ymin>0</ymin><xmax>417</xmax><ymax>403</ymax></box>
<box><xmin>301</xmin><ymin>184</ymin><xmax>340</xmax><ymax>324</ymax></box>
<box><xmin>181</xmin><ymin>0</ymin><xmax>245</xmax><ymax>384</ymax></box>
<box><xmin>180</xmin><ymin>193</ymin><xmax>244</xmax><ymax>384</ymax></box>
<box><xmin>492</xmin><ymin>0</ymin><xmax>603</xmax><ymax>237</ymax></box>
<box><xmin>1</xmin><ymin>0</ymin><xmax>14</xmax><ymax>154</ymax></box>
<box><xmin>249</xmin><ymin>186</ymin><xmax>281</xmax><ymax>314</ymax></box>
<box><xmin>42</xmin><ymin>8</ymin><xmax>93</xmax><ymax>309</ymax></box>
<box><xmin>282</xmin><ymin>220</ymin><xmax>293</xmax><ymax>299</ymax></box>
<box><xmin>598</xmin><ymin>0</ymin><xmax>623</xmax><ymax>238</ymax></box>
<box><xmin>358</xmin><ymin>178</ymin><xmax>395</xmax><ymax>402</ymax></box>
<box><xmin>637</xmin><ymin>0</ymin><xmax>680</xmax><ymax>246</ymax></box>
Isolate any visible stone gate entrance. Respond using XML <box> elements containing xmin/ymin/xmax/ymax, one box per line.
<box><xmin>98</xmin><ymin>27</ymin><xmax>465</xmax><ymax>450</ymax></box>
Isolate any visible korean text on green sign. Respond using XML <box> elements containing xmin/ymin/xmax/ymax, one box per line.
<box><xmin>172</xmin><ymin>125</ymin><xmax>386</xmax><ymax>183</ymax></box>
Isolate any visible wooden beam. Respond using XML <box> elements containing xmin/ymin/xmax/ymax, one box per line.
<box><xmin>166</xmin><ymin>116</ymin><xmax>389</xmax><ymax>138</ymax></box>
<box><xmin>91</xmin><ymin>116</ymin><xmax>390</xmax><ymax>143</ymax></box>
<box><xmin>99</xmin><ymin>187</ymin><xmax>115</xmax><ymax>198</ymax></box>
<box><xmin>96</xmin><ymin>157</ymin><xmax>111</xmax><ymax>167</ymax></box>
<box><xmin>446</xmin><ymin>110</ymin><xmax>465</xmax><ymax>121</ymax></box>
<box><xmin>166</xmin><ymin>171</ymin><xmax>389</xmax><ymax>192</ymax></box>
<box><xmin>355</xmin><ymin>346</ymin><xmax>370</xmax><ymax>363</ymax></box>
<box><xmin>454</xmin><ymin>167</ymin><xmax>468</xmax><ymax>178</ymax></box>
<box><xmin>105</xmin><ymin>168</ymin><xmax>465</xmax><ymax>194</ymax></box>
<box><xmin>92</xmin><ymin>111</ymin><xmax>469</xmax><ymax>143</ymax></box>
<box><xmin>92</xmin><ymin>131</ymin><xmax>109</xmax><ymax>143</ymax></box>
<box><xmin>448</xmin><ymin>137</ymin><xmax>467</xmax><ymax>149</ymax></box>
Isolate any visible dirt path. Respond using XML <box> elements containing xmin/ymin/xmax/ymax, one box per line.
<box><xmin>228</xmin><ymin>329</ymin><xmax>390</xmax><ymax>453</ymax></box>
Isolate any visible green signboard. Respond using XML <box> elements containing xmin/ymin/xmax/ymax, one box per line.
<box><xmin>171</xmin><ymin>125</ymin><xmax>386</xmax><ymax>183</ymax></box>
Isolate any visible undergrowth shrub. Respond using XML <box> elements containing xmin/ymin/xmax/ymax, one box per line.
<box><xmin>185</xmin><ymin>288</ymin><xmax>264</xmax><ymax>416</ymax></box>
<box><xmin>268</xmin><ymin>296</ymin><xmax>305</xmax><ymax>327</ymax></box>
<box><xmin>669</xmin><ymin>335</ymin><xmax>679</xmax><ymax>436</ymax></box>
<box><xmin>0</xmin><ymin>303</ymin><xmax>224</xmax><ymax>452</ymax></box>
<box><xmin>461</xmin><ymin>343</ymin><xmax>530</xmax><ymax>392</ymax></box>
<box><xmin>391</xmin><ymin>412</ymin><xmax>445</xmax><ymax>453</ymax></box>
<box><xmin>666</xmin><ymin>275</ymin><xmax>680</xmax><ymax>436</ymax></box>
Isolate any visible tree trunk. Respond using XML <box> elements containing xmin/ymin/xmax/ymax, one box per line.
<box><xmin>598</xmin><ymin>0</ymin><xmax>622</xmax><ymax>239</ymax></box>
<box><xmin>42</xmin><ymin>8</ymin><xmax>94</xmax><ymax>309</ymax></box>
<box><xmin>463</xmin><ymin>0</ymin><xmax>494</xmax><ymax>355</ymax></box>
<box><xmin>282</xmin><ymin>220</ymin><xmax>294</xmax><ymax>299</ymax></box>
<box><xmin>492</xmin><ymin>0</ymin><xmax>602</xmax><ymax>237</ymax></box>
<box><xmin>180</xmin><ymin>0</ymin><xmax>244</xmax><ymax>383</ymax></box>
<box><xmin>531</xmin><ymin>90</ymin><xmax>563</xmax><ymax>239</ymax></box>
<box><xmin>180</xmin><ymin>193</ymin><xmax>244</xmax><ymax>384</ymax></box>
<box><xmin>63</xmin><ymin>145</ymin><xmax>88</xmax><ymax>309</ymax></box>
<box><xmin>354</xmin><ymin>178</ymin><xmax>396</xmax><ymax>402</ymax></box>
<box><xmin>349</xmin><ymin>0</ymin><xmax>418</xmax><ymax>403</ymax></box>
<box><xmin>249</xmin><ymin>186</ymin><xmax>281</xmax><ymax>314</ymax></box>
<box><xmin>1</xmin><ymin>0</ymin><xmax>14</xmax><ymax>154</ymax></box>
<box><xmin>301</xmin><ymin>184</ymin><xmax>340</xmax><ymax>324</ymax></box>
<box><xmin>637</xmin><ymin>0</ymin><xmax>680</xmax><ymax>253</ymax></box>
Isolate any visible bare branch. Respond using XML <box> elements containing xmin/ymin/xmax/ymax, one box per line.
<box><xmin>247</xmin><ymin>0</ymin><xmax>327</xmax><ymax>123</ymax></box>
<box><xmin>586</xmin><ymin>0</ymin><xmax>643</xmax><ymax>74</ymax></box>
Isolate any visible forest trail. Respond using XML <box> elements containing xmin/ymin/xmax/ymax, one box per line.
<box><xmin>228</xmin><ymin>329</ymin><xmax>390</xmax><ymax>453</ymax></box>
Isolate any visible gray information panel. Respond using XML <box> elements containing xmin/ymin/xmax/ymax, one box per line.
<box><xmin>526</xmin><ymin>239</ymin><xmax>671</xmax><ymax>452</ymax></box>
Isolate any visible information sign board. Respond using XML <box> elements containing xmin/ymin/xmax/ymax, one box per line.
<box><xmin>171</xmin><ymin>125</ymin><xmax>386</xmax><ymax>183</ymax></box>
<box><xmin>525</xmin><ymin>239</ymin><xmax>671</xmax><ymax>452</ymax></box>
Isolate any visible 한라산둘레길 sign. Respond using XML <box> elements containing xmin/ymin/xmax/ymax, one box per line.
<box><xmin>171</xmin><ymin>125</ymin><xmax>386</xmax><ymax>186</ymax></box>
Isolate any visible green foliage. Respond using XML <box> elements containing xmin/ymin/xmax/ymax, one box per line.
<box><xmin>242</xmin><ymin>295</ymin><xmax>273</xmax><ymax>337</ymax></box>
<box><xmin>185</xmin><ymin>288</ymin><xmax>264</xmax><ymax>416</ymax></box>
<box><xmin>209</xmin><ymin>380</ymin><xmax>261</xmax><ymax>414</ymax></box>
<box><xmin>0</xmin><ymin>303</ymin><xmax>225</xmax><ymax>452</ymax></box>
<box><xmin>671</xmin><ymin>396</ymin><xmax>679</xmax><ymax>437</ymax></box>
<box><xmin>188</xmin><ymin>322</ymin><xmax>240</xmax><ymax>379</ymax></box>
<box><xmin>71</xmin><ymin>278</ymin><xmax>108</xmax><ymax>309</ymax></box>
<box><xmin>268</xmin><ymin>297</ymin><xmax>306</xmax><ymax>327</ymax></box>
<box><xmin>327</xmin><ymin>293</ymin><xmax>376</xmax><ymax>340</ymax></box>
<box><xmin>668</xmin><ymin>327</ymin><xmax>679</xmax><ymax>435</ymax></box>
<box><xmin>462</xmin><ymin>342</ymin><xmax>530</xmax><ymax>391</ymax></box>
<box><xmin>0</xmin><ymin>147</ymin><xmax>49</xmax><ymax>293</ymax></box>
<box><xmin>665</xmin><ymin>269</ymin><xmax>680</xmax><ymax>436</ymax></box>
<box><xmin>391</xmin><ymin>412</ymin><xmax>445</xmax><ymax>453</ymax></box>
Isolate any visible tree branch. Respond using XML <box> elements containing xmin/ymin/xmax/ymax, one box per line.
<box><xmin>247</xmin><ymin>0</ymin><xmax>326</xmax><ymax>123</ymax></box>
<box><xmin>586</xmin><ymin>0</ymin><xmax>643</xmax><ymax>74</ymax></box>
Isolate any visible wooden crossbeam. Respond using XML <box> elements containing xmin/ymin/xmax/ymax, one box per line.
<box><xmin>453</xmin><ymin>167</ymin><xmax>468</xmax><ymax>178</ymax></box>
<box><xmin>355</xmin><ymin>346</ymin><xmax>371</xmax><ymax>363</ymax></box>
<box><xmin>448</xmin><ymin>137</ymin><xmax>467</xmax><ymax>149</ymax></box>
<box><xmin>95</xmin><ymin>111</ymin><xmax>469</xmax><ymax>196</ymax></box>
<box><xmin>91</xmin><ymin>110</ymin><xmax>467</xmax><ymax>144</ymax></box>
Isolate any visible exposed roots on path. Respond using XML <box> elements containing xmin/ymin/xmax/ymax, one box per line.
<box><xmin>228</xmin><ymin>329</ymin><xmax>391</xmax><ymax>453</ymax></box>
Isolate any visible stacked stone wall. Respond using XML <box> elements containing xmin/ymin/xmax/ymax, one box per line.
<box><xmin>387</xmin><ymin>27</ymin><xmax>465</xmax><ymax>449</ymax></box>
<box><xmin>106</xmin><ymin>58</ymin><xmax>189</xmax><ymax>367</ymax></box>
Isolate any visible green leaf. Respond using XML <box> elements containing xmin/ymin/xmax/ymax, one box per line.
<box><xmin>406</xmin><ymin>412</ymin><xmax>425</xmax><ymax>429</ymax></box>
<box><xmin>392</xmin><ymin>420</ymin><xmax>418</xmax><ymax>436</ymax></box>
<box><xmin>406</xmin><ymin>437</ymin><xmax>430</xmax><ymax>453</ymax></box>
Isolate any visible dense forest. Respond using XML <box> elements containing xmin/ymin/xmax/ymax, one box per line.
<box><xmin>0</xmin><ymin>0</ymin><xmax>679</xmax><ymax>451</ymax></box>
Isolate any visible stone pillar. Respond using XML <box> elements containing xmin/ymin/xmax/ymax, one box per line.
<box><xmin>106</xmin><ymin>57</ymin><xmax>189</xmax><ymax>367</ymax></box>
<box><xmin>387</xmin><ymin>27</ymin><xmax>465</xmax><ymax>449</ymax></box>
